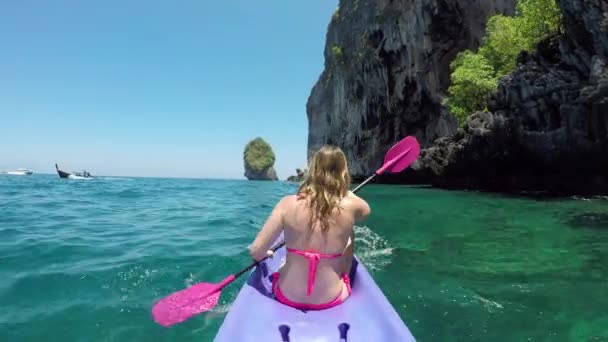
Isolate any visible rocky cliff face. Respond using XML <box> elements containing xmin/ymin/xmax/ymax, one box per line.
<box><xmin>411</xmin><ymin>0</ymin><xmax>608</xmax><ymax>194</ymax></box>
<box><xmin>307</xmin><ymin>0</ymin><xmax>517</xmax><ymax>178</ymax></box>
<box><xmin>244</xmin><ymin>167</ymin><xmax>278</xmax><ymax>181</ymax></box>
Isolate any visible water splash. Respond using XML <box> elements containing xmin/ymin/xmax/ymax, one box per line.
<box><xmin>100</xmin><ymin>177</ymin><xmax>133</xmax><ymax>181</ymax></box>
<box><xmin>354</xmin><ymin>225</ymin><xmax>393</xmax><ymax>271</ymax></box>
<box><xmin>472</xmin><ymin>294</ymin><xmax>504</xmax><ymax>312</ymax></box>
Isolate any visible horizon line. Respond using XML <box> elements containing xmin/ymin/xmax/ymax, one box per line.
<box><xmin>19</xmin><ymin>172</ymin><xmax>300</xmax><ymax>182</ymax></box>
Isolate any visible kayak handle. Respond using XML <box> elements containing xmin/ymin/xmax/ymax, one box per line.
<box><xmin>339</xmin><ymin>323</ymin><xmax>350</xmax><ymax>342</ymax></box>
<box><xmin>278</xmin><ymin>324</ymin><xmax>291</xmax><ymax>341</ymax></box>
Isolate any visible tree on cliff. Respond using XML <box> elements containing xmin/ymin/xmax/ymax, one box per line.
<box><xmin>446</xmin><ymin>0</ymin><xmax>562</xmax><ymax>123</ymax></box>
<box><xmin>243</xmin><ymin>137</ymin><xmax>278</xmax><ymax>180</ymax></box>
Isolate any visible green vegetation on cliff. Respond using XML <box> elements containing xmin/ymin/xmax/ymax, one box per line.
<box><xmin>243</xmin><ymin>137</ymin><xmax>276</xmax><ymax>172</ymax></box>
<box><xmin>444</xmin><ymin>51</ymin><xmax>498</xmax><ymax>120</ymax></box>
<box><xmin>331</xmin><ymin>45</ymin><xmax>344</xmax><ymax>63</ymax></box>
<box><xmin>445</xmin><ymin>0</ymin><xmax>562</xmax><ymax>124</ymax></box>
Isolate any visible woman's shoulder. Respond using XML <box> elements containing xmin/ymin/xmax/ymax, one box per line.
<box><xmin>345</xmin><ymin>190</ymin><xmax>365</xmax><ymax>202</ymax></box>
<box><xmin>343</xmin><ymin>191</ymin><xmax>370</xmax><ymax>218</ymax></box>
<box><xmin>277</xmin><ymin>194</ymin><xmax>298</xmax><ymax>208</ymax></box>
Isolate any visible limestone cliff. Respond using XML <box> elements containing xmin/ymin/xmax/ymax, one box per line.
<box><xmin>307</xmin><ymin>0</ymin><xmax>517</xmax><ymax>178</ymax></box>
<box><xmin>411</xmin><ymin>0</ymin><xmax>608</xmax><ymax>194</ymax></box>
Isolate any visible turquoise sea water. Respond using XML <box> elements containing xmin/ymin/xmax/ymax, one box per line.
<box><xmin>1</xmin><ymin>174</ymin><xmax>607</xmax><ymax>341</ymax></box>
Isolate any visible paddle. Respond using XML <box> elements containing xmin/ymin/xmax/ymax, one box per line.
<box><xmin>151</xmin><ymin>135</ymin><xmax>420</xmax><ymax>327</ymax></box>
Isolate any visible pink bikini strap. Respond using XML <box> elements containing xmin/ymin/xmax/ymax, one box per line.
<box><xmin>287</xmin><ymin>247</ymin><xmax>342</xmax><ymax>297</ymax></box>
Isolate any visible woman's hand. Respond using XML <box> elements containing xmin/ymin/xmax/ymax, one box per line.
<box><xmin>248</xmin><ymin>248</ymin><xmax>274</xmax><ymax>261</ymax></box>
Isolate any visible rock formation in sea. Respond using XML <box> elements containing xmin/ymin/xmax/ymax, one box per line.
<box><xmin>287</xmin><ymin>168</ymin><xmax>307</xmax><ymax>182</ymax></box>
<box><xmin>243</xmin><ymin>137</ymin><xmax>279</xmax><ymax>181</ymax></box>
<box><xmin>307</xmin><ymin>0</ymin><xmax>608</xmax><ymax>194</ymax></box>
<box><xmin>307</xmin><ymin>0</ymin><xmax>517</xmax><ymax>179</ymax></box>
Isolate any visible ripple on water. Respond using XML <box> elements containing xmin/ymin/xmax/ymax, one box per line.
<box><xmin>563</xmin><ymin>211</ymin><xmax>608</xmax><ymax>230</ymax></box>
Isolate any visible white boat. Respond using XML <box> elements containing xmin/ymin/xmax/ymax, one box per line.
<box><xmin>3</xmin><ymin>168</ymin><xmax>34</xmax><ymax>176</ymax></box>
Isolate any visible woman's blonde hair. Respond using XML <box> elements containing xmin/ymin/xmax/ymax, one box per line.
<box><xmin>297</xmin><ymin>145</ymin><xmax>351</xmax><ymax>231</ymax></box>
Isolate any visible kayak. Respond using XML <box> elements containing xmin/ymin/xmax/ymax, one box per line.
<box><xmin>214</xmin><ymin>235</ymin><xmax>416</xmax><ymax>341</ymax></box>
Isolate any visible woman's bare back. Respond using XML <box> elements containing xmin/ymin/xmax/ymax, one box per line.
<box><xmin>277</xmin><ymin>192</ymin><xmax>370</xmax><ymax>304</ymax></box>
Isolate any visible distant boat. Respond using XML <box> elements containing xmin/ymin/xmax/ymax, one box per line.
<box><xmin>2</xmin><ymin>168</ymin><xmax>34</xmax><ymax>176</ymax></box>
<box><xmin>55</xmin><ymin>164</ymin><xmax>95</xmax><ymax>179</ymax></box>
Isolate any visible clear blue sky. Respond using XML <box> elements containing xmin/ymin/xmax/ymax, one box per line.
<box><xmin>0</xmin><ymin>0</ymin><xmax>337</xmax><ymax>179</ymax></box>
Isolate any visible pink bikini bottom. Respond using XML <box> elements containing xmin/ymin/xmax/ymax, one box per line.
<box><xmin>271</xmin><ymin>272</ymin><xmax>352</xmax><ymax>311</ymax></box>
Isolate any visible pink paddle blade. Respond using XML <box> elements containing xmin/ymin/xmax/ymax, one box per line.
<box><xmin>376</xmin><ymin>136</ymin><xmax>420</xmax><ymax>175</ymax></box>
<box><xmin>152</xmin><ymin>274</ymin><xmax>235</xmax><ymax>327</ymax></box>
<box><xmin>152</xmin><ymin>282</ymin><xmax>221</xmax><ymax>327</ymax></box>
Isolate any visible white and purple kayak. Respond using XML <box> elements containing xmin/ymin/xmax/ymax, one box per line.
<box><xmin>214</xmin><ymin>237</ymin><xmax>416</xmax><ymax>341</ymax></box>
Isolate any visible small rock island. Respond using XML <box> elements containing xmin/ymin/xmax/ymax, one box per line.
<box><xmin>287</xmin><ymin>168</ymin><xmax>307</xmax><ymax>182</ymax></box>
<box><xmin>243</xmin><ymin>137</ymin><xmax>278</xmax><ymax>181</ymax></box>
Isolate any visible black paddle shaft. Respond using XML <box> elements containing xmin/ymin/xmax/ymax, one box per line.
<box><xmin>234</xmin><ymin>173</ymin><xmax>377</xmax><ymax>279</ymax></box>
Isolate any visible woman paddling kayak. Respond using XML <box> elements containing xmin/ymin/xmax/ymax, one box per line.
<box><xmin>248</xmin><ymin>145</ymin><xmax>371</xmax><ymax>310</ymax></box>
<box><xmin>154</xmin><ymin>136</ymin><xmax>419</xmax><ymax>340</ymax></box>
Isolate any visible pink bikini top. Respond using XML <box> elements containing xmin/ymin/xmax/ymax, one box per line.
<box><xmin>286</xmin><ymin>247</ymin><xmax>343</xmax><ymax>297</ymax></box>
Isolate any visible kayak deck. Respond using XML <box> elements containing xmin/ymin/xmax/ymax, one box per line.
<box><xmin>214</xmin><ymin>236</ymin><xmax>416</xmax><ymax>341</ymax></box>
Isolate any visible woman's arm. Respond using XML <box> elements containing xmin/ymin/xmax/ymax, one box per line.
<box><xmin>341</xmin><ymin>229</ymin><xmax>355</xmax><ymax>275</ymax></box>
<box><xmin>248</xmin><ymin>196</ymin><xmax>290</xmax><ymax>261</ymax></box>
<box><xmin>348</xmin><ymin>191</ymin><xmax>371</xmax><ymax>222</ymax></box>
